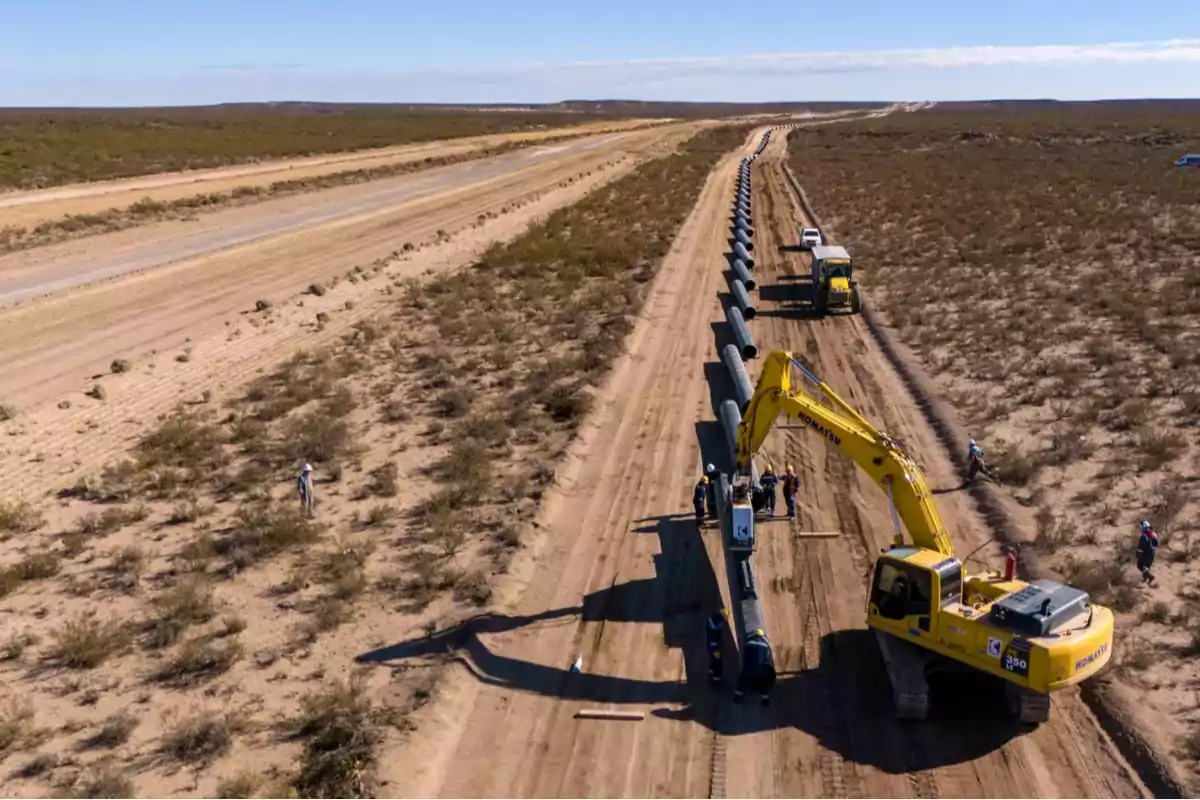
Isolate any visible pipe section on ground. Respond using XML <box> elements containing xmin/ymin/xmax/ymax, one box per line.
<box><xmin>733</xmin><ymin>216</ymin><xmax>754</xmax><ymax>236</ymax></box>
<box><xmin>725</xmin><ymin>305</ymin><xmax>757</xmax><ymax>359</ymax></box>
<box><xmin>731</xmin><ymin>258</ymin><xmax>755</xmax><ymax>289</ymax></box>
<box><xmin>721</xmin><ymin>344</ymin><xmax>754</xmax><ymax>412</ymax></box>
<box><xmin>735</xmin><ymin>228</ymin><xmax>754</xmax><ymax>251</ymax></box>
<box><xmin>733</xmin><ymin>242</ymin><xmax>755</xmax><ymax>268</ymax></box>
<box><xmin>731</xmin><ymin>279</ymin><xmax>757</xmax><ymax>320</ymax></box>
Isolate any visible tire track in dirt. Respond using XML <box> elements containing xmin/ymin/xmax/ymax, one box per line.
<box><xmin>733</xmin><ymin>133</ymin><xmax>1146</xmax><ymax>798</ymax></box>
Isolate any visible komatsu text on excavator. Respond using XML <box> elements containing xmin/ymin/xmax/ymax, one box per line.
<box><xmin>723</xmin><ymin>350</ymin><xmax>1114</xmax><ymax>723</ymax></box>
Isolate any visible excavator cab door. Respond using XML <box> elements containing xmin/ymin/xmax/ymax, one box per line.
<box><xmin>870</xmin><ymin>559</ymin><xmax>933</xmax><ymax>635</ymax></box>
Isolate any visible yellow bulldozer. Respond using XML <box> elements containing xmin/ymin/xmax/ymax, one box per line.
<box><xmin>725</xmin><ymin>350</ymin><xmax>1114</xmax><ymax>723</ymax></box>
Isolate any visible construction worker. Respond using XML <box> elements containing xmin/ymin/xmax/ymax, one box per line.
<box><xmin>705</xmin><ymin>463</ymin><xmax>720</xmax><ymax>517</ymax></box>
<box><xmin>782</xmin><ymin>465</ymin><xmax>799</xmax><ymax>520</ymax></box>
<box><xmin>734</xmin><ymin>628</ymin><xmax>777</xmax><ymax>706</ymax></box>
<box><xmin>759</xmin><ymin>465</ymin><xmax>779</xmax><ymax>517</ymax></box>
<box><xmin>297</xmin><ymin>463</ymin><xmax>315</xmax><ymax>517</ymax></box>
<box><xmin>966</xmin><ymin>438</ymin><xmax>997</xmax><ymax>483</ymax></box>
<box><xmin>705</xmin><ymin>610</ymin><xmax>726</xmax><ymax>684</ymax></box>
<box><xmin>693</xmin><ymin>476</ymin><xmax>709</xmax><ymax>522</ymax></box>
<box><xmin>1136</xmin><ymin>519</ymin><xmax>1158</xmax><ymax>585</ymax></box>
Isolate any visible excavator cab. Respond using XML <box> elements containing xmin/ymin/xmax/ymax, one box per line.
<box><xmin>869</xmin><ymin>551</ymin><xmax>936</xmax><ymax>633</ymax></box>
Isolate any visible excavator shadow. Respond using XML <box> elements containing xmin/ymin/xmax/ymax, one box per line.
<box><xmin>355</xmin><ymin>511</ymin><xmax>726</xmax><ymax>717</ymax></box>
<box><xmin>654</xmin><ymin>627</ymin><xmax>1024</xmax><ymax>771</ymax></box>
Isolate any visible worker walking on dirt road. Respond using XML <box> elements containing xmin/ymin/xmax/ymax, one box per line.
<box><xmin>298</xmin><ymin>463</ymin><xmax>315</xmax><ymax>517</ymax></box>
<box><xmin>782</xmin><ymin>465</ymin><xmax>799</xmax><ymax>520</ymax></box>
<box><xmin>706</xmin><ymin>610</ymin><xmax>727</xmax><ymax>685</ymax></box>
<box><xmin>1136</xmin><ymin>519</ymin><xmax>1158</xmax><ymax>585</ymax></box>
<box><xmin>760</xmin><ymin>465</ymin><xmax>779</xmax><ymax>517</ymax></box>
<box><xmin>693</xmin><ymin>476</ymin><xmax>709</xmax><ymax>523</ymax></box>
<box><xmin>734</xmin><ymin>628</ymin><xmax>777</xmax><ymax>706</ymax></box>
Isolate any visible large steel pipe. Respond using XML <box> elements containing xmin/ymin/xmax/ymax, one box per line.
<box><xmin>733</xmin><ymin>216</ymin><xmax>754</xmax><ymax>237</ymax></box>
<box><xmin>735</xmin><ymin>201</ymin><xmax>752</xmax><ymax>217</ymax></box>
<box><xmin>735</xmin><ymin>227</ymin><xmax>754</xmax><ymax>251</ymax></box>
<box><xmin>726</xmin><ymin>305</ymin><xmax>758</xmax><ymax>359</ymax></box>
<box><xmin>733</xmin><ymin>242</ymin><xmax>755</xmax><ymax>268</ymax></box>
<box><xmin>731</xmin><ymin>258</ymin><xmax>755</xmax><ymax>289</ymax></box>
<box><xmin>719</xmin><ymin>398</ymin><xmax>743</xmax><ymax>465</ymax></box>
<box><xmin>722</xmin><ymin>343</ymin><xmax>754</xmax><ymax>412</ymax></box>
<box><xmin>732</xmin><ymin>279</ymin><xmax>757</xmax><ymax>319</ymax></box>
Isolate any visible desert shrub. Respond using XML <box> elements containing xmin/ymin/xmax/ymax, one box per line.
<box><xmin>291</xmin><ymin>677</ymin><xmax>381</xmax><ymax>798</ymax></box>
<box><xmin>46</xmin><ymin>616</ymin><xmax>132</xmax><ymax>668</ymax></box>
<box><xmin>146</xmin><ymin>578</ymin><xmax>215</xmax><ymax>648</ymax></box>
<box><xmin>365</xmin><ymin>462</ymin><xmax>399</xmax><ymax>497</ymax></box>
<box><xmin>83</xmin><ymin>711</ymin><xmax>138</xmax><ymax>749</ymax></box>
<box><xmin>221</xmin><ymin>503</ymin><xmax>322</xmax><ymax>568</ymax></box>
<box><xmin>163</xmin><ymin>711</ymin><xmax>238</xmax><ymax>764</ymax></box>
<box><xmin>154</xmin><ymin>637</ymin><xmax>243</xmax><ymax>687</ymax></box>
<box><xmin>0</xmin><ymin>500</ymin><xmax>44</xmax><ymax>534</ymax></box>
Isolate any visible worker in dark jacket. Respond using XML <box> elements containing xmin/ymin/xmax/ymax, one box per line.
<box><xmin>734</xmin><ymin>628</ymin><xmax>776</xmax><ymax>705</ymax></box>
<box><xmin>705</xmin><ymin>463</ymin><xmax>720</xmax><ymax>516</ymax></box>
<box><xmin>782</xmin><ymin>465</ymin><xmax>799</xmax><ymax>520</ymax></box>
<box><xmin>693</xmin><ymin>476</ymin><xmax>709</xmax><ymax>522</ymax></box>
<box><xmin>705</xmin><ymin>610</ymin><xmax>726</xmax><ymax>684</ymax></box>
<box><xmin>759</xmin><ymin>465</ymin><xmax>779</xmax><ymax>517</ymax></box>
<box><xmin>1136</xmin><ymin>519</ymin><xmax>1158</xmax><ymax>584</ymax></box>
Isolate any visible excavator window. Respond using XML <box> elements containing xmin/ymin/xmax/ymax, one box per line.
<box><xmin>873</xmin><ymin>561</ymin><xmax>932</xmax><ymax>622</ymax></box>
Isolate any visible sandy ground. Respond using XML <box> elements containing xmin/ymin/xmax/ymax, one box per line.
<box><xmin>0</xmin><ymin>124</ymin><xmax>697</xmax><ymax>416</ymax></box>
<box><xmin>364</xmin><ymin>130</ymin><xmax>1150</xmax><ymax>798</ymax></box>
<box><xmin>0</xmin><ymin>119</ymin><xmax>705</xmax><ymax>799</ymax></box>
<box><xmin>0</xmin><ymin>118</ymin><xmax>670</xmax><ymax>230</ymax></box>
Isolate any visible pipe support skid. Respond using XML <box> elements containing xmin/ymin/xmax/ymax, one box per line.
<box><xmin>731</xmin><ymin>279</ymin><xmax>757</xmax><ymax>319</ymax></box>
<box><xmin>731</xmin><ymin>258</ymin><xmax>755</xmax><ymax>289</ymax></box>
<box><xmin>733</xmin><ymin>241</ymin><xmax>755</xmax><ymax>268</ymax></box>
<box><xmin>721</xmin><ymin>343</ymin><xmax>754</xmax><ymax>412</ymax></box>
<box><xmin>725</xmin><ymin>305</ymin><xmax>757</xmax><ymax>359</ymax></box>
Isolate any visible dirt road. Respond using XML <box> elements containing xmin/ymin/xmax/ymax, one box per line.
<box><xmin>0</xmin><ymin>123</ymin><xmax>700</xmax><ymax>505</ymax></box>
<box><xmin>369</xmin><ymin>130</ymin><xmax>1148</xmax><ymax>797</ymax></box>
<box><xmin>0</xmin><ymin>118</ymin><xmax>668</xmax><ymax>229</ymax></box>
<box><xmin>0</xmin><ymin>124</ymin><xmax>695</xmax><ymax>411</ymax></box>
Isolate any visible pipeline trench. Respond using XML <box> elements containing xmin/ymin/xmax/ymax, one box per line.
<box><xmin>377</xmin><ymin>125</ymin><xmax>1148</xmax><ymax>798</ymax></box>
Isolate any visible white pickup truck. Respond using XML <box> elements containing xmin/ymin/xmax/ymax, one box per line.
<box><xmin>799</xmin><ymin>228</ymin><xmax>822</xmax><ymax>250</ymax></box>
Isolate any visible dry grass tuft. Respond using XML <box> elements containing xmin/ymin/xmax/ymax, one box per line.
<box><xmin>163</xmin><ymin>711</ymin><xmax>241</xmax><ymax>764</ymax></box>
<box><xmin>46</xmin><ymin>616</ymin><xmax>132</xmax><ymax>669</ymax></box>
<box><xmin>291</xmin><ymin>676</ymin><xmax>381</xmax><ymax>798</ymax></box>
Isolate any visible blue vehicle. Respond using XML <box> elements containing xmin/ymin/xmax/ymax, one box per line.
<box><xmin>1176</xmin><ymin>154</ymin><xmax>1200</xmax><ymax>167</ymax></box>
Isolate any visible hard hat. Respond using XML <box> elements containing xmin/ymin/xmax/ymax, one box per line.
<box><xmin>701</xmin><ymin>476</ymin><xmax>709</xmax><ymax>484</ymax></box>
<box><xmin>786</xmin><ymin>464</ymin><xmax>795</xmax><ymax>473</ymax></box>
<box><xmin>1140</xmin><ymin>519</ymin><xmax>1151</xmax><ymax>531</ymax></box>
<box><xmin>752</xmin><ymin>628</ymin><xmax>765</xmax><ymax>638</ymax></box>
<box><xmin>968</xmin><ymin>438</ymin><xmax>976</xmax><ymax>447</ymax></box>
<box><xmin>706</xmin><ymin>463</ymin><xmax>715</xmax><ymax>473</ymax></box>
<box><xmin>302</xmin><ymin>463</ymin><xmax>313</xmax><ymax>473</ymax></box>
<box><xmin>765</xmin><ymin>464</ymin><xmax>774</xmax><ymax>472</ymax></box>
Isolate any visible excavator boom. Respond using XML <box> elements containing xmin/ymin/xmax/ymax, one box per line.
<box><xmin>736</xmin><ymin>350</ymin><xmax>954</xmax><ymax>558</ymax></box>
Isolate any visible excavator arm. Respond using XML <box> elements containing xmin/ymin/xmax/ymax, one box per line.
<box><xmin>736</xmin><ymin>350</ymin><xmax>954</xmax><ymax>558</ymax></box>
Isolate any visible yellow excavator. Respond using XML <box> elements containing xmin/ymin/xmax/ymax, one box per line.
<box><xmin>730</xmin><ymin>351</ymin><xmax>1114</xmax><ymax>723</ymax></box>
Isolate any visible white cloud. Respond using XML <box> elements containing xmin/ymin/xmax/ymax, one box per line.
<box><xmin>3</xmin><ymin>39</ymin><xmax>1199</xmax><ymax>106</ymax></box>
<box><xmin>530</xmin><ymin>39</ymin><xmax>1200</xmax><ymax>77</ymax></box>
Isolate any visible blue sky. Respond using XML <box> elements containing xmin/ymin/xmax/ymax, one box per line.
<box><xmin>1</xmin><ymin>0</ymin><xmax>1198</xmax><ymax>105</ymax></box>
